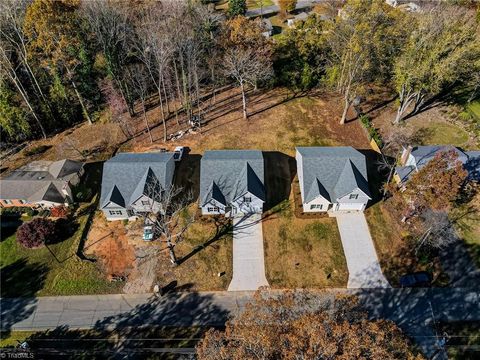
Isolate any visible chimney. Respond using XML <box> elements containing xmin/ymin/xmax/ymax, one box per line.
<box><xmin>400</xmin><ymin>145</ymin><xmax>413</xmax><ymax>166</ymax></box>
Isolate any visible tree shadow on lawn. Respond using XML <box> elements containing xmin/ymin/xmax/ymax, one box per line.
<box><xmin>0</xmin><ymin>259</ymin><xmax>48</xmax><ymax>339</ymax></box>
<box><xmin>0</xmin><ymin>214</ymin><xmax>22</xmax><ymax>242</ymax></box>
<box><xmin>176</xmin><ymin>216</ymin><xmax>233</xmax><ymax>266</ymax></box>
<box><xmin>73</xmin><ymin>161</ymin><xmax>104</xmax><ymax>203</ymax></box>
<box><xmin>20</xmin><ymin>292</ymin><xmax>229</xmax><ymax>358</ymax></box>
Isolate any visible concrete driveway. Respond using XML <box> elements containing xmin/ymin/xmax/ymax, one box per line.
<box><xmin>228</xmin><ymin>214</ymin><xmax>269</xmax><ymax>291</ymax></box>
<box><xmin>334</xmin><ymin>213</ymin><xmax>390</xmax><ymax>288</ymax></box>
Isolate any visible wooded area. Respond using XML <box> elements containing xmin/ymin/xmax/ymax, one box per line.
<box><xmin>1</xmin><ymin>0</ymin><xmax>479</xmax><ymax>144</ymax></box>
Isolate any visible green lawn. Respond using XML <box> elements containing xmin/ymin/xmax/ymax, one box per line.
<box><xmin>466</xmin><ymin>100</ymin><xmax>480</xmax><ymax>121</ymax></box>
<box><xmin>247</xmin><ymin>0</ymin><xmax>274</xmax><ymax>9</ymax></box>
<box><xmin>264</xmin><ymin>200</ymin><xmax>348</xmax><ymax>288</ymax></box>
<box><xmin>0</xmin><ymin>211</ymin><xmax>121</xmax><ymax>297</ymax></box>
<box><xmin>418</xmin><ymin>122</ymin><xmax>470</xmax><ymax>147</ymax></box>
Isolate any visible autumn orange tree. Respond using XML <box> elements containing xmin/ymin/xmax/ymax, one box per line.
<box><xmin>279</xmin><ymin>0</ymin><xmax>298</xmax><ymax>15</ymax></box>
<box><xmin>401</xmin><ymin>150</ymin><xmax>467</xmax><ymax>218</ymax></box>
<box><xmin>197</xmin><ymin>290</ymin><xmax>423</xmax><ymax>360</ymax></box>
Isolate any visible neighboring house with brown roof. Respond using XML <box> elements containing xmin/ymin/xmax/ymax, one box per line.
<box><xmin>0</xmin><ymin>159</ymin><xmax>84</xmax><ymax>209</ymax></box>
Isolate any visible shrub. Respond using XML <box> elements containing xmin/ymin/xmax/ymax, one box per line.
<box><xmin>50</xmin><ymin>206</ymin><xmax>69</xmax><ymax>218</ymax></box>
<box><xmin>16</xmin><ymin>218</ymin><xmax>57</xmax><ymax>248</ymax></box>
<box><xmin>359</xmin><ymin>115</ymin><xmax>383</xmax><ymax>148</ymax></box>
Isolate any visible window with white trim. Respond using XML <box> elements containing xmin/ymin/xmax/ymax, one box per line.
<box><xmin>349</xmin><ymin>194</ymin><xmax>359</xmax><ymax>200</ymax></box>
<box><xmin>243</xmin><ymin>197</ymin><xmax>252</xmax><ymax>203</ymax></box>
<box><xmin>3</xmin><ymin>199</ymin><xmax>12</xmax><ymax>204</ymax></box>
<box><xmin>18</xmin><ymin>199</ymin><xmax>25</xmax><ymax>204</ymax></box>
<box><xmin>207</xmin><ymin>207</ymin><xmax>219</xmax><ymax>212</ymax></box>
<box><xmin>310</xmin><ymin>204</ymin><xmax>323</xmax><ymax>210</ymax></box>
<box><xmin>109</xmin><ymin>210</ymin><xmax>123</xmax><ymax>215</ymax></box>
<box><xmin>141</xmin><ymin>201</ymin><xmax>149</xmax><ymax>206</ymax></box>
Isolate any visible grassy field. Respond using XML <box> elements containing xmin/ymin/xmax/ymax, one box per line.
<box><xmin>263</xmin><ymin>200</ymin><xmax>348</xmax><ymax>288</ymax></box>
<box><xmin>0</xmin><ymin>211</ymin><xmax>121</xmax><ymax>297</ymax></box>
<box><xmin>466</xmin><ymin>100</ymin><xmax>480</xmax><ymax>121</ymax></box>
<box><xmin>416</xmin><ymin>122</ymin><xmax>470</xmax><ymax>146</ymax></box>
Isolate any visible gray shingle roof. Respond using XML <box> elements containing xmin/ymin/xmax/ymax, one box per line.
<box><xmin>0</xmin><ymin>159</ymin><xmax>82</xmax><ymax>204</ymax></box>
<box><xmin>296</xmin><ymin>147</ymin><xmax>371</xmax><ymax>203</ymax></box>
<box><xmin>200</xmin><ymin>150</ymin><xmax>265</xmax><ymax>206</ymax></box>
<box><xmin>100</xmin><ymin>152</ymin><xmax>174</xmax><ymax>209</ymax></box>
<box><xmin>411</xmin><ymin>145</ymin><xmax>468</xmax><ymax>168</ymax></box>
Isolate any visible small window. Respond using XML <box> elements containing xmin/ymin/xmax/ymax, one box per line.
<box><xmin>349</xmin><ymin>194</ymin><xmax>359</xmax><ymax>200</ymax></box>
<box><xmin>310</xmin><ymin>204</ymin><xmax>323</xmax><ymax>210</ymax></box>
<box><xmin>207</xmin><ymin>207</ymin><xmax>219</xmax><ymax>212</ymax></box>
<box><xmin>109</xmin><ymin>210</ymin><xmax>123</xmax><ymax>216</ymax></box>
<box><xmin>18</xmin><ymin>200</ymin><xmax>25</xmax><ymax>204</ymax></box>
<box><xmin>141</xmin><ymin>201</ymin><xmax>149</xmax><ymax>206</ymax></box>
<box><xmin>4</xmin><ymin>199</ymin><xmax>12</xmax><ymax>204</ymax></box>
<box><xmin>243</xmin><ymin>197</ymin><xmax>252</xmax><ymax>203</ymax></box>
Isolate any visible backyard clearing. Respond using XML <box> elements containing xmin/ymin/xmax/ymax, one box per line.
<box><xmin>371</xmin><ymin>104</ymin><xmax>475</xmax><ymax>149</ymax></box>
<box><xmin>129</xmin><ymin>89</ymin><xmax>371</xmax><ymax>157</ymax></box>
<box><xmin>263</xmin><ymin>200</ymin><xmax>348</xmax><ymax>288</ymax></box>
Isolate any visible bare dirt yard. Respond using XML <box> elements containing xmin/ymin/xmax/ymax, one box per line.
<box><xmin>85</xmin><ymin>213</ymin><xmax>136</xmax><ymax>281</ymax></box>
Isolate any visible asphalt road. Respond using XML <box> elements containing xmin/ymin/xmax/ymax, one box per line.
<box><xmin>1</xmin><ymin>288</ymin><xmax>479</xmax><ymax>359</ymax></box>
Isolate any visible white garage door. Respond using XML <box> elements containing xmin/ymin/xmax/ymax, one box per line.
<box><xmin>337</xmin><ymin>203</ymin><xmax>364</xmax><ymax>211</ymax></box>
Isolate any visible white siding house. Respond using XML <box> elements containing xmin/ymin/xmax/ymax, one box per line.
<box><xmin>100</xmin><ymin>152</ymin><xmax>176</xmax><ymax>221</ymax></box>
<box><xmin>199</xmin><ymin>150</ymin><xmax>265</xmax><ymax>217</ymax></box>
<box><xmin>296</xmin><ymin>147</ymin><xmax>371</xmax><ymax>213</ymax></box>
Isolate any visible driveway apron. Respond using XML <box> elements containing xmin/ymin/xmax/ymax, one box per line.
<box><xmin>334</xmin><ymin>213</ymin><xmax>390</xmax><ymax>288</ymax></box>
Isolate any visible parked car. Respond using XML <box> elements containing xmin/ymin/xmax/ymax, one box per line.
<box><xmin>173</xmin><ymin>146</ymin><xmax>185</xmax><ymax>162</ymax></box>
<box><xmin>399</xmin><ymin>272</ymin><xmax>432</xmax><ymax>288</ymax></box>
<box><xmin>143</xmin><ymin>225</ymin><xmax>155</xmax><ymax>241</ymax></box>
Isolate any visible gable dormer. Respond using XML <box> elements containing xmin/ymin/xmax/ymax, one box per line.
<box><xmin>102</xmin><ymin>185</ymin><xmax>125</xmax><ymax>208</ymax></box>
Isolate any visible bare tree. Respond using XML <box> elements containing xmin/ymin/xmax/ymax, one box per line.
<box><xmin>81</xmin><ymin>0</ymin><xmax>136</xmax><ymax>117</ymax></box>
<box><xmin>222</xmin><ymin>47</ymin><xmax>273</xmax><ymax>119</ymax></box>
<box><xmin>129</xmin><ymin>63</ymin><xmax>154</xmax><ymax>143</ymax></box>
<box><xmin>135</xmin><ymin>2</ymin><xmax>173</xmax><ymax>142</ymax></box>
<box><xmin>415</xmin><ymin>209</ymin><xmax>457</xmax><ymax>254</ymax></box>
<box><xmin>0</xmin><ymin>28</ymin><xmax>47</xmax><ymax>138</ymax></box>
<box><xmin>144</xmin><ymin>181</ymin><xmax>195</xmax><ymax>266</ymax></box>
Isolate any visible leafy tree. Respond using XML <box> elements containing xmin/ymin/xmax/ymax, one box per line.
<box><xmin>227</xmin><ymin>0</ymin><xmax>247</xmax><ymax>17</ymax></box>
<box><xmin>274</xmin><ymin>14</ymin><xmax>327</xmax><ymax>90</ymax></box>
<box><xmin>278</xmin><ymin>0</ymin><xmax>297</xmax><ymax>14</ymax></box>
<box><xmin>325</xmin><ymin>0</ymin><xmax>405</xmax><ymax>124</ymax></box>
<box><xmin>197</xmin><ymin>290</ymin><xmax>423</xmax><ymax>359</ymax></box>
<box><xmin>23</xmin><ymin>0</ymin><xmax>95</xmax><ymax>125</ymax></box>
<box><xmin>393</xmin><ymin>5</ymin><xmax>480</xmax><ymax>123</ymax></box>
<box><xmin>17</xmin><ymin>218</ymin><xmax>57</xmax><ymax>248</ymax></box>
<box><xmin>0</xmin><ymin>80</ymin><xmax>30</xmax><ymax>141</ymax></box>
